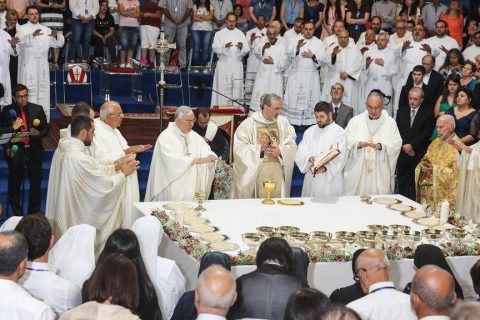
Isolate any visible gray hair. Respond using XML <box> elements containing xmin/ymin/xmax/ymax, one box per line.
<box><xmin>0</xmin><ymin>231</ymin><xmax>28</xmax><ymax>276</ymax></box>
<box><xmin>197</xmin><ymin>265</ymin><xmax>236</xmax><ymax>309</ymax></box>
<box><xmin>438</xmin><ymin>114</ymin><xmax>456</xmax><ymax>130</ymax></box>
<box><xmin>260</xmin><ymin>93</ymin><xmax>281</xmax><ymax>110</ymax></box>
<box><xmin>378</xmin><ymin>32</ymin><xmax>390</xmax><ymax>41</ymax></box>
<box><xmin>411</xmin><ymin>265</ymin><xmax>455</xmax><ymax>312</ymax></box>
<box><xmin>409</xmin><ymin>87</ymin><xmax>424</xmax><ymax>98</ymax></box>
<box><xmin>175</xmin><ymin>106</ymin><xmax>194</xmax><ymax>120</ymax></box>
<box><xmin>99</xmin><ymin>101</ymin><xmax>120</xmax><ymax>119</ymax></box>
<box><xmin>355</xmin><ymin>249</ymin><xmax>390</xmax><ymax>272</ymax></box>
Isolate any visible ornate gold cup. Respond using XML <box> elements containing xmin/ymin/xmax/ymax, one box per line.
<box><xmin>194</xmin><ymin>191</ymin><xmax>207</xmax><ymax>211</ymax></box>
<box><xmin>262</xmin><ymin>180</ymin><xmax>277</xmax><ymax>205</ymax></box>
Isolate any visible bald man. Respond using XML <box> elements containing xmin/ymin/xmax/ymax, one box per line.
<box><xmin>195</xmin><ymin>265</ymin><xmax>237</xmax><ymax>319</ymax></box>
<box><xmin>347</xmin><ymin>249</ymin><xmax>416</xmax><ymax>320</ymax></box>
<box><xmin>411</xmin><ymin>265</ymin><xmax>456</xmax><ymax>319</ymax></box>
<box><xmin>90</xmin><ymin>101</ymin><xmax>152</xmax><ymax>227</ymax></box>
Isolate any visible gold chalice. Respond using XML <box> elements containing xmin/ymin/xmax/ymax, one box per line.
<box><xmin>262</xmin><ymin>180</ymin><xmax>277</xmax><ymax>205</ymax></box>
<box><xmin>194</xmin><ymin>191</ymin><xmax>207</xmax><ymax>211</ymax></box>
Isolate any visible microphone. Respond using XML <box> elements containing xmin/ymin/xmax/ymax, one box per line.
<box><xmin>33</xmin><ymin>118</ymin><xmax>40</xmax><ymax>126</ymax></box>
<box><xmin>9</xmin><ymin>109</ymin><xmax>17</xmax><ymax>119</ymax></box>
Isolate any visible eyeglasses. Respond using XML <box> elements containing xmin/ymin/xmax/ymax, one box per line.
<box><xmin>108</xmin><ymin>112</ymin><xmax>123</xmax><ymax>117</ymax></box>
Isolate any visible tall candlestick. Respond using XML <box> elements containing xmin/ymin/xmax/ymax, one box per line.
<box><xmin>440</xmin><ymin>201</ymin><xmax>449</xmax><ymax>224</ymax></box>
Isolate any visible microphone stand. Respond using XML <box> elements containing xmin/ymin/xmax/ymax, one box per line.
<box><xmin>200</xmin><ymin>85</ymin><xmax>254</xmax><ymax>116</ymax></box>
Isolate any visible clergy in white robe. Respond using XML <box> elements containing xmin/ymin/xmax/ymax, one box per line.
<box><xmin>463</xmin><ymin>32</ymin><xmax>480</xmax><ymax>62</ymax></box>
<box><xmin>295</xmin><ymin>102</ymin><xmax>346</xmax><ymax>197</ymax></box>
<box><xmin>363</xmin><ymin>33</ymin><xmax>398</xmax><ymax>115</ymax></box>
<box><xmin>211</xmin><ymin>13</ymin><xmax>249</xmax><ymax>107</ymax></box>
<box><xmin>145</xmin><ymin>106</ymin><xmax>218</xmax><ymax>202</ymax></box>
<box><xmin>90</xmin><ymin>101</ymin><xmax>152</xmax><ymax>228</ymax></box>
<box><xmin>321</xmin><ymin>29</ymin><xmax>363</xmax><ymax>113</ymax></box>
<box><xmin>45</xmin><ymin>116</ymin><xmax>139</xmax><ymax>251</ymax></box>
<box><xmin>0</xmin><ymin>29</ymin><xmax>16</xmax><ymax>106</ymax></box>
<box><xmin>58</xmin><ymin>102</ymin><xmax>95</xmax><ymax>139</ymax></box>
<box><xmin>233</xmin><ymin>93</ymin><xmax>296</xmax><ymax>198</ymax></box>
<box><xmin>250</xmin><ymin>26</ymin><xmax>288</xmax><ymax>112</ymax></box>
<box><xmin>245</xmin><ymin>17</ymin><xmax>266</xmax><ymax>84</ymax></box>
<box><xmin>15</xmin><ymin>6</ymin><xmax>64</xmax><ymax>122</ymax></box>
<box><xmin>283</xmin><ymin>21</ymin><xmax>325</xmax><ymax>126</ymax></box>
<box><xmin>426</xmin><ymin>20</ymin><xmax>459</xmax><ymax>71</ymax></box>
<box><xmin>343</xmin><ymin>92</ymin><xmax>402</xmax><ymax>195</ymax></box>
<box><xmin>389</xmin><ymin>20</ymin><xmax>412</xmax><ymax>100</ymax></box>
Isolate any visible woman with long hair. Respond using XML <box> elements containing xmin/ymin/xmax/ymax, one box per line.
<box><xmin>439</xmin><ymin>48</ymin><xmax>464</xmax><ymax>81</ymax></box>
<box><xmin>432</xmin><ymin>74</ymin><xmax>460</xmax><ymax>139</ymax></box>
<box><xmin>445</xmin><ymin>87</ymin><xmax>480</xmax><ymax>145</ymax></box>
<box><xmin>345</xmin><ymin>0</ymin><xmax>369</xmax><ymax>42</ymax></box>
<box><xmin>191</xmin><ymin>0</ymin><xmax>214</xmax><ymax>66</ymax></box>
<box><xmin>234</xmin><ymin>4</ymin><xmax>249</xmax><ymax>33</ymax></box>
<box><xmin>398</xmin><ymin>0</ymin><xmax>421</xmax><ymax>25</ymax></box>
<box><xmin>440</xmin><ymin>0</ymin><xmax>464</xmax><ymax>47</ymax></box>
<box><xmin>83</xmin><ymin>229</ymin><xmax>162</xmax><ymax>320</ymax></box>
<box><xmin>320</xmin><ymin>0</ymin><xmax>345</xmax><ymax>40</ymax></box>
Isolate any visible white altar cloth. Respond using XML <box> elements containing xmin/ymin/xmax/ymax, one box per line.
<box><xmin>134</xmin><ymin>196</ymin><xmax>478</xmax><ymax>299</ymax></box>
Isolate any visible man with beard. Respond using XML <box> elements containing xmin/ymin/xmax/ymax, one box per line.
<box><xmin>426</xmin><ymin>20</ymin><xmax>459</xmax><ymax>71</ymax></box>
<box><xmin>211</xmin><ymin>12</ymin><xmax>249</xmax><ymax>106</ymax></box>
<box><xmin>250</xmin><ymin>25</ymin><xmax>288</xmax><ymax>111</ymax></box>
<box><xmin>192</xmin><ymin>107</ymin><xmax>229</xmax><ymax>160</ymax></box>
<box><xmin>245</xmin><ymin>15</ymin><xmax>267</xmax><ymax>84</ymax></box>
<box><xmin>462</xmin><ymin>31</ymin><xmax>480</xmax><ymax>62</ymax></box>
<box><xmin>284</xmin><ymin>17</ymin><xmax>303</xmax><ymax>44</ymax></box>
<box><xmin>329</xmin><ymin>83</ymin><xmax>353</xmax><ymax>129</ymax></box>
<box><xmin>45</xmin><ymin>115</ymin><xmax>139</xmax><ymax>250</ymax></box>
<box><xmin>295</xmin><ymin>101</ymin><xmax>346</xmax><ymax>197</ymax></box>
<box><xmin>356</xmin><ymin>17</ymin><xmax>386</xmax><ymax>48</ymax></box>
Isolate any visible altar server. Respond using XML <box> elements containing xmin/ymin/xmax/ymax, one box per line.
<box><xmin>343</xmin><ymin>91</ymin><xmax>402</xmax><ymax>196</ymax></box>
<box><xmin>249</xmin><ymin>25</ymin><xmax>288</xmax><ymax>112</ymax></box>
<box><xmin>210</xmin><ymin>12</ymin><xmax>249</xmax><ymax>106</ymax></box>
<box><xmin>145</xmin><ymin>106</ymin><xmax>217</xmax><ymax>201</ymax></box>
<box><xmin>233</xmin><ymin>93</ymin><xmax>296</xmax><ymax>198</ymax></box>
<box><xmin>283</xmin><ymin>21</ymin><xmax>325</xmax><ymax>126</ymax></box>
<box><xmin>90</xmin><ymin>101</ymin><xmax>152</xmax><ymax>228</ymax></box>
<box><xmin>426</xmin><ymin>20</ymin><xmax>459</xmax><ymax>71</ymax></box>
<box><xmin>46</xmin><ymin>116</ymin><xmax>139</xmax><ymax>250</ymax></box>
<box><xmin>0</xmin><ymin>29</ymin><xmax>16</xmax><ymax>107</ymax></box>
<box><xmin>321</xmin><ymin>29</ymin><xmax>363</xmax><ymax>113</ymax></box>
<box><xmin>245</xmin><ymin>15</ymin><xmax>267</xmax><ymax>84</ymax></box>
<box><xmin>15</xmin><ymin>5</ymin><xmax>64</xmax><ymax>121</ymax></box>
<box><xmin>295</xmin><ymin>102</ymin><xmax>346</xmax><ymax>197</ymax></box>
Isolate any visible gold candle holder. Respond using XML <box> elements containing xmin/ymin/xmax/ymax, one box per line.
<box><xmin>262</xmin><ymin>180</ymin><xmax>277</xmax><ymax>205</ymax></box>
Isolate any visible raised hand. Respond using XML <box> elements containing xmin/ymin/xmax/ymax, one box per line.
<box><xmin>374</xmin><ymin>57</ymin><xmax>384</xmax><ymax>66</ymax></box>
<box><xmin>236</xmin><ymin>42</ymin><xmax>243</xmax><ymax>49</ymax></box>
<box><xmin>225</xmin><ymin>42</ymin><xmax>233</xmax><ymax>48</ymax></box>
<box><xmin>297</xmin><ymin>39</ymin><xmax>305</xmax><ymax>49</ymax></box>
<box><xmin>33</xmin><ymin>29</ymin><xmax>43</xmax><ymax>37</ymax></box>
<box><xmin>420</xmin><ymin>43</ymin><xmax>431</xmax><ymax>53</ymax></box>
<box><xmin>331</xmin><ymin>45</ymin><xmax>341</xmax><ymax>56</ymax></box>
<box><xmin>402</xmin><ymin>40</ymin><xmax>413</xmax><ymax>52</ymax></box>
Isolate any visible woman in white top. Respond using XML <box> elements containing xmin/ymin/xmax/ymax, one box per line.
<box><xmin>191</xmin><ymin>0</ymin><xmax>214</xmax><ymax>66</ymax></box>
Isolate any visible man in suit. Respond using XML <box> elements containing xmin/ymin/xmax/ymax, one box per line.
<box><xmin>329</xmin><ymin>83</ymin><xmax>353</xmax><ymax>129</ymax></box>
<box><xmin>329</xmin><ymin>248</ymin><xmax>366</xmax><ymax>305</ymax></box>
<box><xmin>399</xmin><ymin>65</ymin><xmax>431</xmax><ymax>114</ymax></box>
<box><xmin>404</xmin><ymin>55</ymin><xmax>444</xmax><ymax>111</ymax></box>
<box><xmin>396</xmin><ymin>87</ymin><xmax>435</xmax><ymax>200</ymax></box>
<box><xmin>0</xmin><ymin>84</ymin><xmax>48</xmax><ymax>216</ymax></box>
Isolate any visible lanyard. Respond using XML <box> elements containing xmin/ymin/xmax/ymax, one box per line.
<box><xmin>26</xmin><ymin>267</ymin><xmax>49</xmax><ymax>272</ymax></box>
<box><xmin>370</xmin><ymin>286</ymin><xmax>396</xmax><ymax>294</ymax></box>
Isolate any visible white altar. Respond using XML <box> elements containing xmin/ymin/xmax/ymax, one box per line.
<box><xmin>133</xmin><ymin>195</ymin><xmax>478</xmax><ymax>299</ymax></box>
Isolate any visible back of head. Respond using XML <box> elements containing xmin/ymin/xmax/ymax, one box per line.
<box><xmin>352</xmin><ymin>249</ymin><xmax>366</xmax><ymax>280</ymax></box>
<box><xmin>70</xmin><ymin>115</ymin><xmax>93</xmax><ymax>138</ymax></box>
<box><xmin>256</xmin><ymin>237</ymin><xmax>293</xmax><ymax>271</ymax></box>
<box><xmin>355</xmin><ymin>249</ymin><xmax>389</xmax><ymax>290</ymax></box>
<box><xmin>283</xmin><ymin>288</ymin><xmax>330</xmax><ymax>320</ymax></box>
<box><xmin>71</xmin><ymin>102</ymin><xmax>93</xmax><ymax>119</ymax></box>
<box><xmin>86</xmin><ymin>253</ymin><xmax>139</xmax><ymax>311</ymax></box>
<box><xmin>196</xmin><ymin>265</ymin><xmax>237</xmax><ymax>314</ymax></box>
<box><xmin>199</xmin><ymin>251</ymin><xmax>232</xmax><ymax>276</ymax></box>
<box><xmin>99</xmin><ymin>229</ymin><xmax>141</xmax><ymax>262</ymax></box>
<box><xmin>318</xmin><ymin>303</ymin><xmax>361</xmax><ymax>320</ymax></box>
<box><xmin>450</xmin><ymin>301</ymin><xmax>480</xmax><ymax>320</ymax></box>
<box><xmin>14</xmin><ymin>214</ymin><xmax>52</xmax><ymax>261</ymax></box>
<box><xmin>0</xmin><ymin>231</ymin><xmax>28</xmax><ymax>277</ymax></box>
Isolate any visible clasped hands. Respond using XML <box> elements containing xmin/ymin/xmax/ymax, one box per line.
<box><xmin>225</xmin><ymin>42</ymin><xmax>243</xmax><ymax>49</ymax></box>
<box><xmin>402</xmin><ymin>144</ymin><xmax>415</xmax><ymax>157</ymax></box>
<box><xmin>261</xmin><ymin>141</ymin><xmax>280</xmax><ymax>158</ymax></box>
<box><xmin>192</xmin><ymin>154</ymin><xmax>218</xmax><ymax>164</ymax></box>
<box><xmin>357</xmin><ymin>142</ymin><xmax>381</xmax><ymax>150</ymax></box>
<box><xmin>114</xmin><ymin>154</ymin><xmax>140</xmax><ymax>176</ymax></box>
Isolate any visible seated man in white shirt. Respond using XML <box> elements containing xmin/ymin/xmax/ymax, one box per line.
<box><xmin>347</xmin><ymin>249</ymin><xmax>416</xmax><ymax>320</ymax></box>
<box><xmin>14</xmin><ymin>214</ymin><xmax>82</xmax><ymax>317</ymax></box>
<box><xmin>0</xmin><ymin>231</ymin><xmax>55</xmax><ymax>320</ymax></box>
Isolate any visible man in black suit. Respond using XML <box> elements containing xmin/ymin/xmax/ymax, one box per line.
<box><xmin>329</xmin><ymin>83</ymin><xmax>354</xmax><ymax>129</ymax></box>
<box><xmin>396</xmin><ymin>87</ymin><xmax>435</xmax><ymax>200</ymax></box>
<box><xmin>0</xmin><ymin>84</ymin><xmax>48</xmax><ymax>215</ymax></box>
<box><xmin>404</xmin><ymin>55</ymin><xmax>444</xmax><ymax>111</ymax></box>
<box><xmin>329</xmin><ymin>248</ymin><xmax>366</xmax><ymax>305</ymax></box>
<box><xmin>399</xmin><ymin>65</ymin><xmax>430</xmax><ymax>114</ymax></box>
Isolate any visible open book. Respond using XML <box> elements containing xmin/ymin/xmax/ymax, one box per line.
<box><xmin>309</xmin><ymin>143</ymin><xmax>341</xmax><ymax>174</ymax></box>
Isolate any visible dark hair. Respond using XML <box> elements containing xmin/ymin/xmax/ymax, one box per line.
<box><xmin>464</xmin><ymin>60</ymin><xmax>477</xmax><ymax>74</ymax></box>
<box><xmin>441</xmin><ymin>74</ymin><xmax>461</xmax><ymax>104</ymax></box>
<box><xmin>436</xmin><ymin>19</ymin><xmax>448</xmax><ymax>28</ymax></box>
<box><xmin>318</xmin><ymin>303</ymin><xmax>361</xmax><ymax>320</ymax></box>
<box><xmin>440</xmin><ymin>48</ymin><xmax>465</xmax><ymax>70</ymax></box>
<box><xmin>406</xmin><ymin>19</ymin><xmax>415</xmax><ymax>27</ymax></box>
<box><xmin>71</xmin><ymin>115</ymin><xmax>93</xmax><ymax>137</ymax></box>
<box><xmin>97</xmin><ymin>229</ymin><xmax>162</xmax><ymax>320</ymax></box>
<box><xmin>0</xmin><ymin>83</ymin><xmax>4</xmax><ymax>99</ymax></box>
<box><xmin>195</xmin><ymin>106</ymin><xmax>211</xmax><ymax>119</ymax></box>
<box><xmin>14</xmin><ymin>214</ymin><xmax>52</xmax><ymax>261</ymax></box>
<box><xmin>399</xmin><ymin>0</ymin><xmax>419</xmax><ymax>19</ymax></box>
<box><xmin>12</xmin><ymin>84</ymin><xmax>28</xmax><ymax>95</ymax></box>
<box><xmin>314</xmin><ymin>101</ymin><xmax>333</xmax><ymax>114</ymax></box>
<box><xmin>412</xmin><ymin>65</ymin><xmax>426</xmax><ymax>74</ymax></box>
<box><xmin>0</xmin><ymin>231</ymin><xmax>28</xmax><ymax>276</ymax></box>
<box><xmin>457</xmin><ymin>87</ymin><xmax>474</xmax><ymax>104</ymax></box>
<box><xmin>25</xmin><ymin>5</ymin><xmax>39</xmax><ymax>15</ymax></box>
<box><xmin>226</xmin><ymin>11</ymin><xmax>237</xmax><ymax>21</ymax></box>
<box><xmin>198</xmin><ymin>251</ymin><xmax>231</xmax><ymax>276</ymax></box>
<box><xmin>325</xmin><ymin>0</ymin><xmax>343</xmax><ymax>26</ymax></box>
<box><xmin>470</xmin><ymin>260</ymin><xmax>480</xmax><ymax>295</ymax></box>
<box><xmin>352</xmin><ymin>248</ymin><xmax>366</xmax><ymax>281</ymax></box>
<box><xmin>283</xmin><ymin>288</ymin><xmax>330</xmax><ymax>320</ymax></box>
<box><xmin>72</xmin><ymin>102</ymin><xmax>93</xmax><ymax>119</ymax></box>
<box><xmin>233</xmin><ymin>4</ymin><xmax>243</xmax><ymax>16</ymax></box>
<box><xmin>196</xmin><ymin>0</ymin><xmax>211</xmax><ymax>12</ymax></box>
<box><xmin>86</xmin><ymin>253</ymin><xmax>139</xmax><ymax>312</ymax></box>
<box><xmin>6</xmin><ymin>9</ymin><xmax>19</xmax><ymax>18</ymax></box>
<box><xmin>256</xmin><ymin>237</ymin><xmax>293</xmax><ymax>271</ymax></box>
<box><xmin>294</xmin><ymin>17</ymin><xmax>304</xmax><ymax>24</ymax></box>
<box><xmin>347</xmin><ymin>0</ymin><xmax>368</xmax><ymax>18</ymax></box>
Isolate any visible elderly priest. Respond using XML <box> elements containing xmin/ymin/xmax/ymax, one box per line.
<box><xmin>233</xmin><ymin>93</ymin><xmax>296</xmax><ymax>199</ymax></box>
<box><xmin>145</xmin><ymin>106</ymin><xmax>218</xmax><ymax>201</ymax></box>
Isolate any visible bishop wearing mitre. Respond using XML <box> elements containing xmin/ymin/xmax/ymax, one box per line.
<box><xmin>343</xmin><ymin>91</ymin><xmax>402</xmax><ymax>195</ymax></box>
<box><xmin>233</xmin><ymin>93</ymin><xmax>297</xmax><ymax>199</ymax></box>
<box><xmin>145</xmin><ymin>106</ymin><xmax>218</xmax><ymax>201</ymax></box>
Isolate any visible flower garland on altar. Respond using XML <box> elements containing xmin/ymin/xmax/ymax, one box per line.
<box><xmin>152</xmin><ymin>208</ymin><xmax>480</xmax><ymax>266</ymax></box>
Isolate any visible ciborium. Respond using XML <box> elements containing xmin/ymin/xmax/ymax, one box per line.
<box><xmin>262</xmin><ymin>180</ymin><xmax>277</xmax><ymax>205</ymax></box>
<box><xmin>194</xmin><ymin>191</ymin><xmax>207</xmax><ymax>211</ymax></box>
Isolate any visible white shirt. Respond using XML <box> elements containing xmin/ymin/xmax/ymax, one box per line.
<box><xmin>19</xmin><ymin>261</ymin><xmax>82</xmax><ymax>318</ymax></box>
<box><xmin>0</xmin><ymin>279</ymin><xmax>55</xmax><ymax>320</ymax></box>
<box><xmin>196</xmin><ymin>314</ymin><xmax>227</xmax><ymax>320</ymax></box>
<box><xmin>347</xmin><ymin>281</ymin><xmax>417</xmax><ymax>320</ymax></box>
<box><xmin>463</xmin><ymin>45</ymin><xmax>480</xmax><ymax>63</ymax></box>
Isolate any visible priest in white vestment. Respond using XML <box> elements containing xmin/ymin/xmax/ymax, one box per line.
<box><xmin>45</xmin><ymin>116</ymin><xmax>139</xmax><ymax>251</ymax></box>
<box><xmin>90</xmin><ymin>101</ymin><xmax>152</xmax><ymax>228</ymax></box>
<box><xmin>363</xmin><ymin>33</ymin><xmax>397</xmax><ymax>115</ymax></box>
<box><xmin>0</xmin><ymin>29</ymin><xmax>16</xmax><ymax>106</ymax></box>
<box><xmin>389</xmin><ymin>19</ymin><xmax>412</xmax><ymax>101</ymax></box>
<box><xmin>245</xmin><ymin>16</ymin><xmax>266</xmax><ymax>84</ymax></box>
<box><xmin>449</xmin><ymin>139</ymin><xmax>480</xmax><ymax>223</ymax></box>
<box><xmin>295</xmin><ymin>102</ymin><xmax>346</xmax><ymax>197</ymax></box>
<box><xmin>58</xmin><ymin>102</ymin><xmax>95</xmax><ymax>139</ymax></box>
<box><xmin>145</xmin><ymin>106</ymin><xmax>218</xmax><ymax>202</ymax></box>
<box><xmin>426</xmin><ymin>20</ymin><xmax>459</xmax><ymax>71</ymax></box>
<box><xmin>211</xmin><ymin>13</ymin><xmax>249</xmax><ymax>107</ymax></box>
<box><xmin>321</xmin><ymin>29</ymin><xmax>363</xmax><ymax>113</ymax></box>
<box><xmin>250</xmin><ymin>26</ymin><xmax>288</xmax><ymax>112</ymax></box>
<box><xmin>283</xmin><ymin>21</ymin><xmax>325</xmax><ymax>126</ymax></box>
<box><xmin>15</xmin><ymin>6</ymin><xmax>64</xmax><ymax>121</ymax></box>
<box><xmin>343</xmin><ymin>91</ymin><xmax>402</xmax><ymax>195</ymax></box>
<box><xmin>233</xmin><ymin>93</ymin><xmax>296</xmax><ymax>198</ymax></box>
<box><xmin>463</xmin><ymin>32</ymin><xmax>480</xmax><ymax>62</ymax></box>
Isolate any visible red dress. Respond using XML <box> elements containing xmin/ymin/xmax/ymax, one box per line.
<box><xmin>440</xmin><ymin>13</ymin><xmax>464</xmax><ymax>47</ymax></box>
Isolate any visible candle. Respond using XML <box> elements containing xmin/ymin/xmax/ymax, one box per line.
<box><xmin>440</xmin><ymin>201</ymin><xmax>449</xmax><ymax>224</ymax></box>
